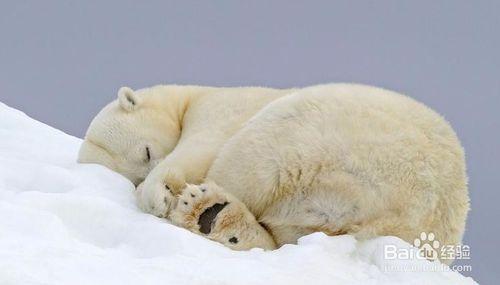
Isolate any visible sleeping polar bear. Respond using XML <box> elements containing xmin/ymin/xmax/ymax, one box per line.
<box><xmin>78</xmin><ymin>84</ymin><xmax>469</xmax><ymax>263</ymax></box>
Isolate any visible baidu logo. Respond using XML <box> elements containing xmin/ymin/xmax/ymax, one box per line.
<box><xmin>413</xmin><ymin>232</ymin><xmax>440</xmax><ymax>260</ymax></box>
<box><xmin>384</xmin><ymin>232</ymin><xmax>471</xmax><ymax>261</ymax></box>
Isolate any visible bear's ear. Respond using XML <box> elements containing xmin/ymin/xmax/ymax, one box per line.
<box><xmin>117</xmin><ymin>86</ymin><xmax>141</xmax><ymax>112</ymax></box>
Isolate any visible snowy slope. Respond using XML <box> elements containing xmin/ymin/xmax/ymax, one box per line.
<box><xmin>0</xmin><ymin>102</ymin><xmax>477</xmax><ymax>285</ymax></box>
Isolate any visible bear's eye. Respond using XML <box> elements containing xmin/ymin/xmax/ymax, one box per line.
<box><xmin>145</xmin><ymin>147</ymin><xmax>151</xmax><ymax>162</ymax></box>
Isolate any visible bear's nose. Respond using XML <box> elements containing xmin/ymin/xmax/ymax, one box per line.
<box><xmin>134</xmin><ymin>178</ymin><xmax>145</xmax><ymax>188</ymax></box>
<box><xmin>130</xmin><ymin>173</ymin><xmax>145</xmax><ymax>188</ymax></box>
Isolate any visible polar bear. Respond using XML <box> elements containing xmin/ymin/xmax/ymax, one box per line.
<box><xmin>78</xmin><ymin>83</ymin><xmax>469</xmax><ymax>263</ymax></box>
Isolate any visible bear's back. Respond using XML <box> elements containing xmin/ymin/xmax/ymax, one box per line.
<box><xmin>208</xmin><ymin>83</ymin><xmax>468</xmax><ymax>250</ymax></box>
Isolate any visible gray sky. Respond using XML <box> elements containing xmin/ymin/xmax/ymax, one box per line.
<box><xmin>0</xmin><ymin>1</ymin><xmax>498</xmax><ymax>283</ymax></box>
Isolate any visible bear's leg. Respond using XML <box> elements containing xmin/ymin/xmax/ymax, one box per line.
<box><xmin>169</xmin><ymin>182</ymin><xmax>277</xmax><ymax>250</ymax></box>
<box><xmin>136</xmin><ymin>131</ymin><xmax>234</xmax><ymax>217</ymax></box>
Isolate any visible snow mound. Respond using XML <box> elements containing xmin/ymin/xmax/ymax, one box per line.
<box><xmin>0</xmin><ymin>102</ymin><xmax>477</xmax><ymax>285</ymax></box>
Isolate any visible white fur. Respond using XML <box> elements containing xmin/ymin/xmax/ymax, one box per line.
<box><xmin>79</xmin><ymin>83</ymin><xmax>469</xmax><ymax>263</ymax></box>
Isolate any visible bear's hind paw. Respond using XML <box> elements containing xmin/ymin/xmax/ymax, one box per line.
<box><xmin>169</xmin><ymin>182</ymin><xmax>276</xmax><ymax>250</ymax></box>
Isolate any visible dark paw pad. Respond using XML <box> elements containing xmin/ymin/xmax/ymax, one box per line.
<box><xmin>198</xmin><ymin>202</ymin><xmax>229</xmax><ymax>234</ymax></box>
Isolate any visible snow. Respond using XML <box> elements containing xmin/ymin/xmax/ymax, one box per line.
<box><xmin>0</xmin><ymin>102</ymin><xmax>477</xmax><ymax>285</ymax></box>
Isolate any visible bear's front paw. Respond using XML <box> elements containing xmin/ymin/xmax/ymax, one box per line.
<box><xmin>169</xmin><ymin>182</ymin><xmax>277</xmax><ymax>250</ymax></box>
<box><xmin>136</xmin><ymin>168</ymin><xmax>185</xmax><ymax>218</ymax></box>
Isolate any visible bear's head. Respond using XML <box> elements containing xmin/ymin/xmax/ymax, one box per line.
<box><xmin>78</xmin><ymin>86</ymin><xmax>182</xmax><ymax>185</ymax></box>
